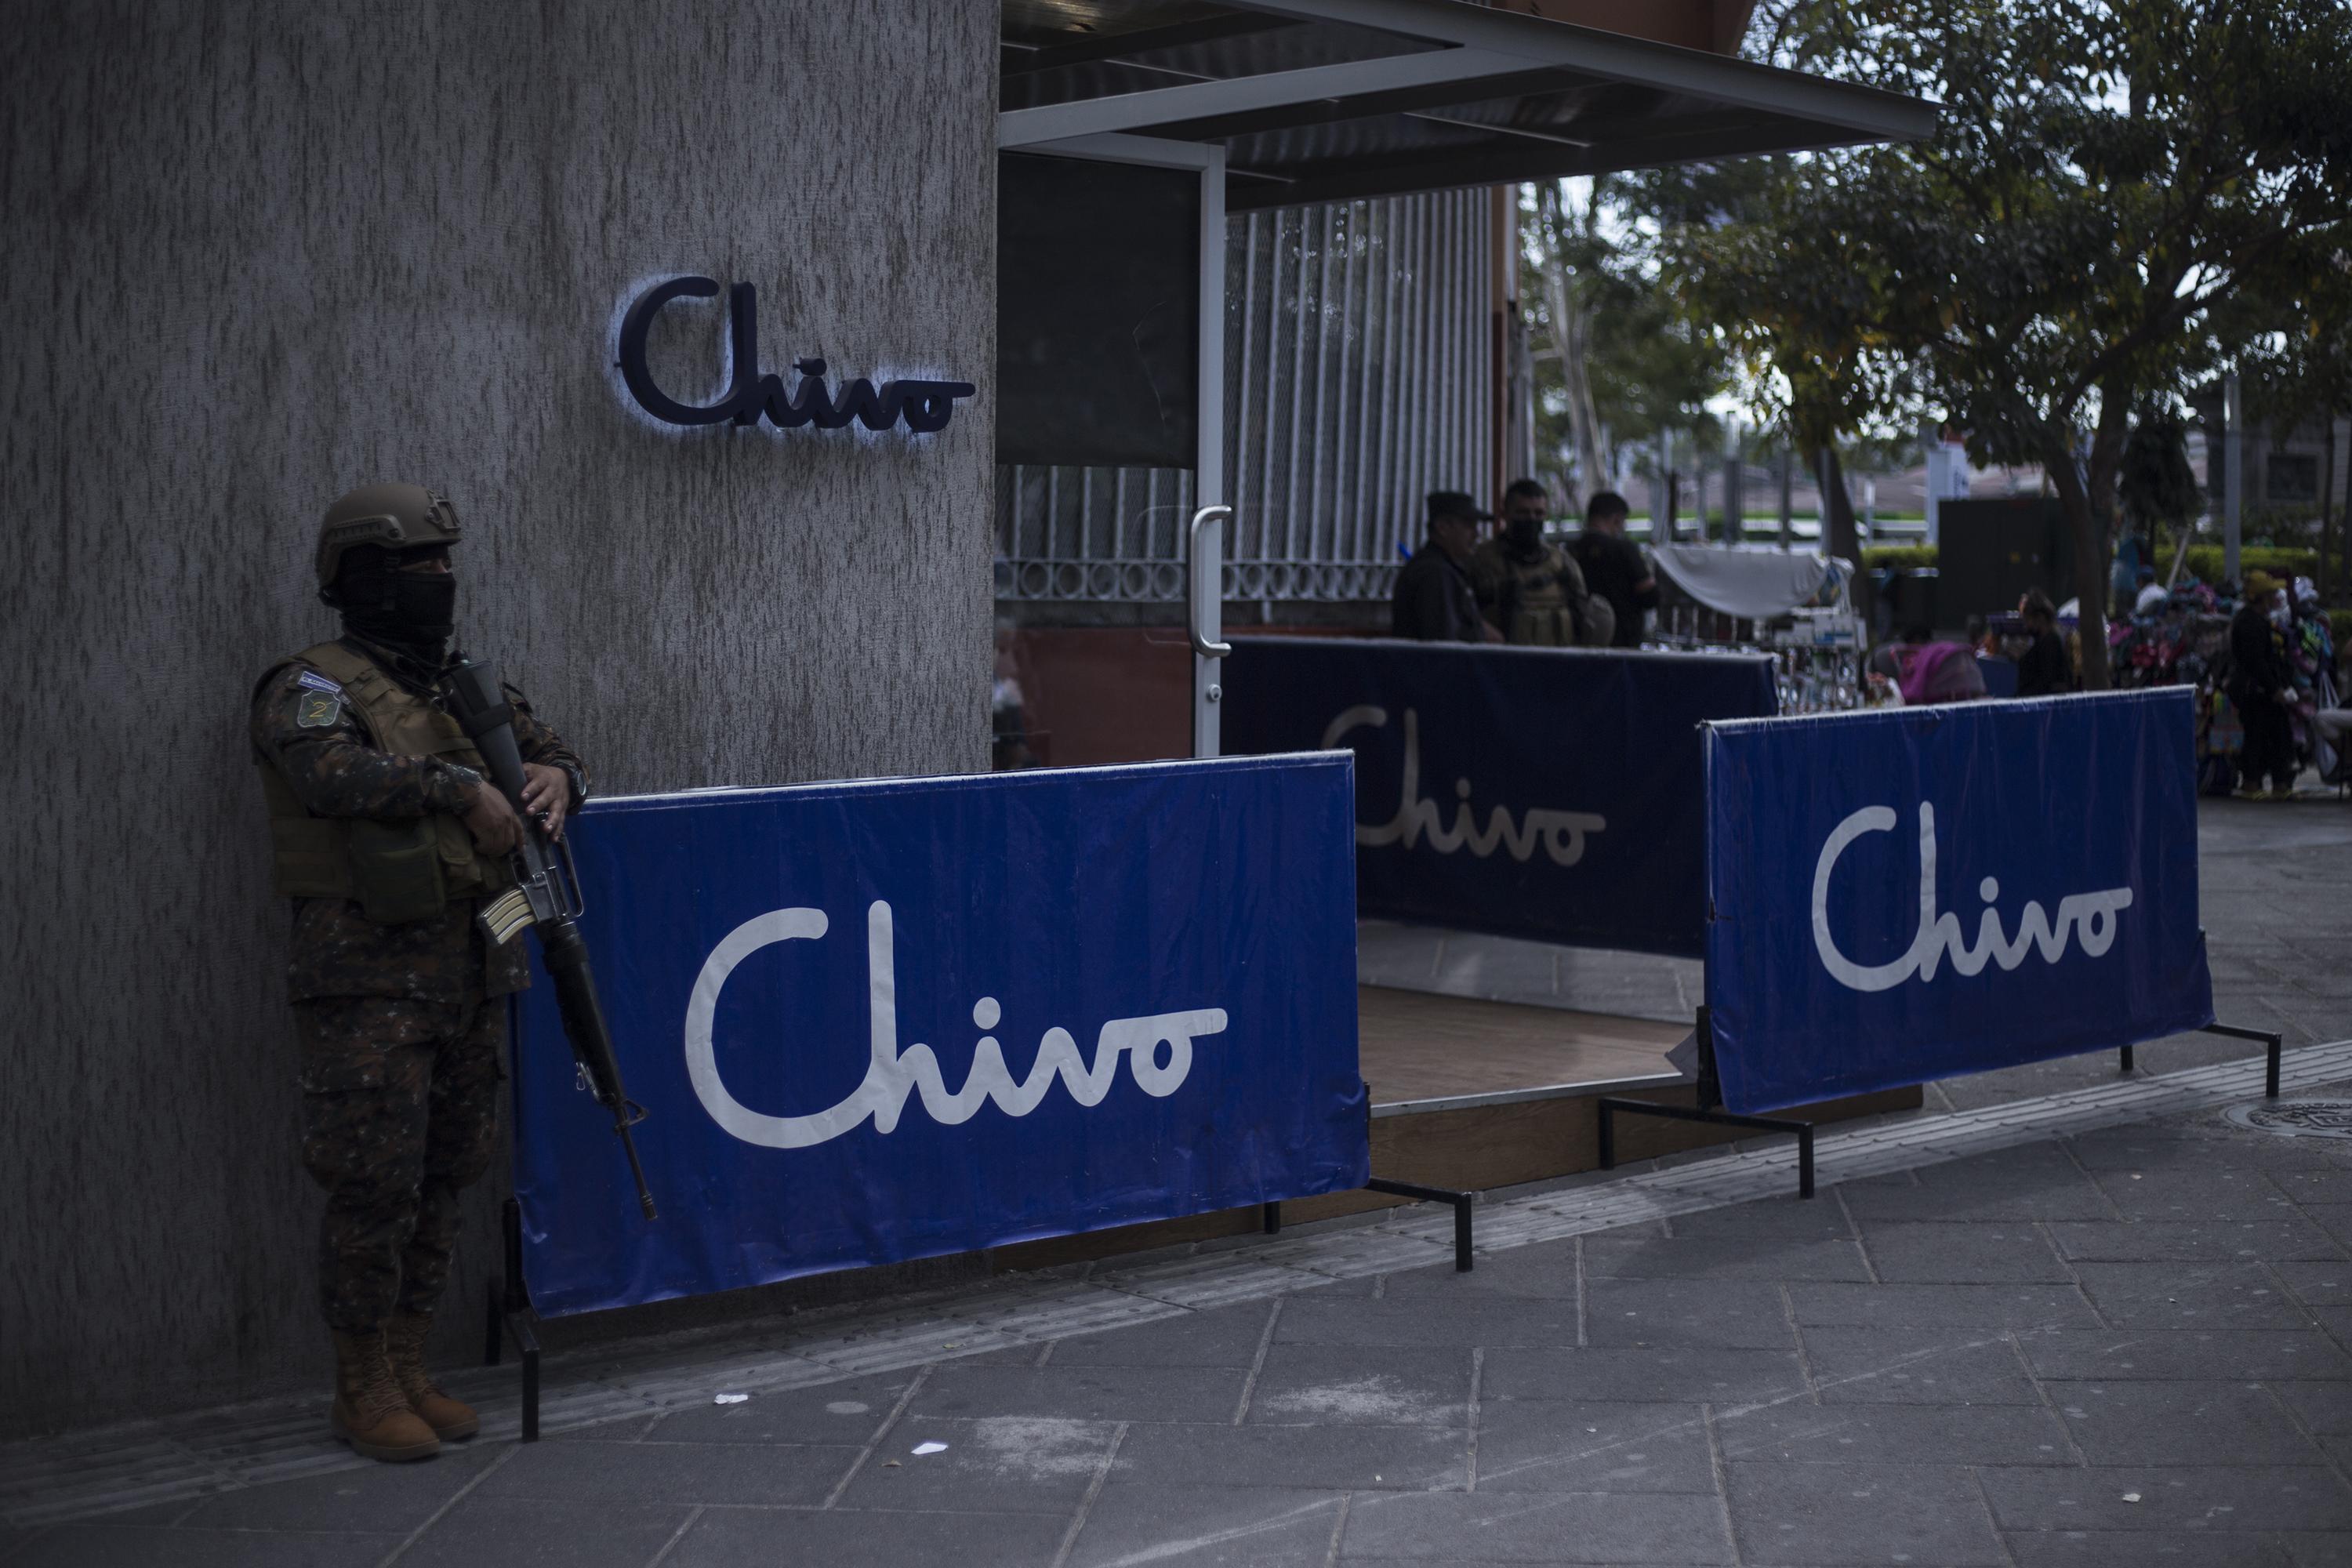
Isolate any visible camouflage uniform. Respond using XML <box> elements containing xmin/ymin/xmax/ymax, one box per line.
<box><xmin>252</xmin><ymin>646</ymin><xmax>585</xmax><ymax>1332</ymax></box>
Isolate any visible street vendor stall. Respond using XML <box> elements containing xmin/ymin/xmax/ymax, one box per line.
<box><xmin>1649</xmin><ymin>546</ymin><xmax>1865</xmax><ymax>713</ymax></box>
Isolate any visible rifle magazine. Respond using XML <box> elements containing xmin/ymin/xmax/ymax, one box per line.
<box><xmin>477</xmin><ymin>887</ymin><xmax>536</xmax><ymax>946</ymax></box>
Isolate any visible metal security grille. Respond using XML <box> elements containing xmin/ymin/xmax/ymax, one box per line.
<box><xmin>996</xmin><ymin>189</ymin><xmax>1491</xmax><ymax>605</ymax></box>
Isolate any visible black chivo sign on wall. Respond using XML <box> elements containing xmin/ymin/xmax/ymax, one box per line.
<box><xmin>617</xmin><ymin>276</ymin><xmax>975</xmax><ymax>434</ymax></box>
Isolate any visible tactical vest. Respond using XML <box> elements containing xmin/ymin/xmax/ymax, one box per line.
<box><xmin>258</xmin><ymin>641</ymin><xmax>514</xmax><ymax>923</ymax></box>
<box><xmin>1480</xmin><ymin>544</ymin><xmax>1585</xmax><ymax>648</ymax></box>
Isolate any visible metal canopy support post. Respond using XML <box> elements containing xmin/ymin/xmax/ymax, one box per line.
<box><xmin>1194</xmin><ymin>140</ymin><xmax>1229</xmax><ymax>758</ymax></box>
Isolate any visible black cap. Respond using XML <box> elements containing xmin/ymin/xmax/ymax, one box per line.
<box><xmin>1426</xmin><ymin>489</ymin><xmax>1493</xmax><ymax>524</ymax></box>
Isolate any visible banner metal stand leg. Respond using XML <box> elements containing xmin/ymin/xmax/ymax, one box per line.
<box><xmin>2203</xmin><ymin>1022</ymin><xmax>2285</xmax><ymax>1098</ymax></box>
<box><xmin>1363</xmin><ymin>1178</ymin><xmax>1475</xmax><ymax>1271</ymax></box>
<box><xmin>1353</xmin><ymin>1089</ymin><xmax>1475</xmax><ymax>1269</ymax></box>
<box><xmin>2122</xmin><ymin>1025</ymin><xmax>2283</xmax><ymax>1098</ymax></box>
<box><xmin>1592</xmin><ymin>1007</ymin><xmax>1817</xmax><ymax>1200</ymax></box>
<box><xmin>485</xmin><ymin>1196</ymin><xmax>543</xmax><ymax>1443</ymax></box>
<box><xmin>1596</xmin><ymin>1097</ymin><xmax>1816</xmax><ymax>1199</ymax></box>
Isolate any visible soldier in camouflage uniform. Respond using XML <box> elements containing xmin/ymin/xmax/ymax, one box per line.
<box><xmin>252</xmin><ymin>483</ymin><xmax>586</xmax><ymax>1462</ymax></box>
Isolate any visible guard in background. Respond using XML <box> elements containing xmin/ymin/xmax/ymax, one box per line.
<box><xmin>1568</xmin><ymin>490</ymin><xmax>1658</xmax><ymax>649</ymax></box>
<box><xmin>251</xmin><ymin>484</ymin><xmax>588</xmax><ymax>1461</ymax></box>
<box><xmin>1469</xmin><ymin>478</ymin><xmax>1613</xmax><ymax>647</ymax></box>
<box><xmin>1392</xmin><ymin>490</ymin><xmax>1501</xmax><ymax>642</ymax></box>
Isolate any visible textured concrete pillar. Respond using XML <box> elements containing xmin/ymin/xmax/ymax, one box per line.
<box><xmin>2</xmin><ymin>0</ymin><xmax>997</xmax><ymax>1433</ymax></box>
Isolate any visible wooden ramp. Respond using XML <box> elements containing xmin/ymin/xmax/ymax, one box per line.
<box><xmin>990</xmin><ymin>985</ymin><xmax>1919</xmax><ymax>1271</ymax></box>
<box><xmin>1358</xmin><ymin>986</ymin><xmax>1686</xmax><ymax>1114</ymax></box>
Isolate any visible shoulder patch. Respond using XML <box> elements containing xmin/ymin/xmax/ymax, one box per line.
<box><xmin>296</xmin><ymin>691</ymin><xmax>344</xmax><ymax>729</ymax></box>
<box><xmin>296</xmin><ymin>669</ymin><xmax>343</xmax><ymax>695</ymax></box>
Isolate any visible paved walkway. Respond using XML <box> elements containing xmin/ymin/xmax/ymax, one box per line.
<box><xmin>9</xmin><ymin>1044</ymin><xmax>2352</xmax><ymax>1567</ymax></box>
<box><xmin>5</xmin><ymin>798</ymin><xmax>2348</xmax><ymax>1566</ymax></box>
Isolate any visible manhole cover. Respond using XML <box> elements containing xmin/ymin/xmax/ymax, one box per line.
<box><xmin>2224</xmin><ymin>1100</ymin><xmax>2352</xmax><ymax>1140</ymax></box>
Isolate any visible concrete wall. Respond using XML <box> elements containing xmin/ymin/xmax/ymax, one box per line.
<box><xmin>1</xmin><ymin>1</ymin><xmax>997</xmax><ymax>1435</ymax></box>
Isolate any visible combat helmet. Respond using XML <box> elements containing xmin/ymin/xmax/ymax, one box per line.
<box><xmin>314</xmin><ymin>483</ymin><xmax>462</xmax><ymax>599</ymax></box>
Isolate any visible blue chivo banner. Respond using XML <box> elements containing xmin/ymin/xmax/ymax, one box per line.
<box><xmin>511</xmin><ymin>753</ymin><xmax>1367</xmax><ymax>1317</ymax></box>
<box><xmin>1221</xmin><ymin>637</ymin><xmax>1778</xmax><ymax>957</ymax></box>
<box><xmin>1702</xmin><ymin>690</ymin><xmax>2216</xmax><ymax>1114</ymax></box>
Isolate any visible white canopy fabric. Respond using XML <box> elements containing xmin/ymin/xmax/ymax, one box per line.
<box><xmin>1651</xmin><ymin>546</ymin><xmax>1853</xmax><ymax>619</ymax></box>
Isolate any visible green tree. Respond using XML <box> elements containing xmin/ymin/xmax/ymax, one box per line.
<box><xmin>1525</xmin><ymin>179</ymin><xmax>1612</xmax><ymax>495</ymax></box>
<box><xmin>1646</xmin><ymin>157</ymin><xmax>1922</xmax><ymax>564</ymax></box>
<box><xmin>2231</xmin><ymin>247</ymin><xmax>2352</xmax><ymax>597</ymax></box>
<box><xmin>1674</xmin><ymin>0</ymin><xmax>2352</xmax><ymax>685</ymax></box>
<box><xmin>1521</xmin><ymin>178</ymin><xmax>1729</xmax><ymax>510</ymax></box>
<box><xmin>2117</xmin><ymin>410</ymin><xmax>2200</xmax><ymax>574</ymax></box>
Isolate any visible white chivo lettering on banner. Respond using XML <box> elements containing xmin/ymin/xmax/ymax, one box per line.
<box><xmin>1321</xmin><ymin>705</ymin><xmax>1605</xmax><ymax>866</ymax></box>
<box><xmin>681</xmin><ymin>900</ymin><xmax>1226</xmax><ymax>1149</ymax></box>
<box><xmin>1810</xmin><ymin>803</ymin><xmax>2135</xmax><ymax>993</ymax></box>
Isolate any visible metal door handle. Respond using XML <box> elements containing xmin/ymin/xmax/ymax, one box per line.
<box><xmin>1188</xmin><ymin>504</ymin><xmax>1232</xmax><ymax>658</ymax></box>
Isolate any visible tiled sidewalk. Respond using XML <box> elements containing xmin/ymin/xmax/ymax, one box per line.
<box><xmin>8</xmin><ymin>1043</ymin><xmax>2350</xmax><ymax>1566</ymax></box>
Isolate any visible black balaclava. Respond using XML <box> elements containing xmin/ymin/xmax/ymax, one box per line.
<box><xmin>332</xmin><ymin>543</ymin><xmax>457</xmax><ymax>690</ymax></box>
<box><xmin>1504</xmin><ymin>516</ymin><xmax>1544</xmax><ymax>557</ymax></box>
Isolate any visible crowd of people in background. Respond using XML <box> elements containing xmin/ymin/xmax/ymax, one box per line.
<box><xmin>1388</xmin><ymin>483</ymin><xmax>2346</xmax><ymax>800</ymax></box>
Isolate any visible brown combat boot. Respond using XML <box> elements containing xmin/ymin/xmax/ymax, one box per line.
<box><xmin>329</xmin><ymin>1330</ymin><xmax>441</xmax><ymax>1461</ymax></box>
<box><xmin>384</xmin><ymin>1313</ymin><xmax>481</xmax><ymax>1439</ymax></box>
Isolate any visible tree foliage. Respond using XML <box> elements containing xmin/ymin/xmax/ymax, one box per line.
<box><xmin>2118</xmin><ymin>412</ymin><xmax>2200</xmax><ymax>539</ymax></box>
<box><xmin>1519</xmin><ymin>177</ymin><xmax>1728</xmax><ymax>506</ymax></box>
<box><xmin>1659</xmin><ymin>0</ymin><xmax>2352</xmax><ymax>684</ymax></box>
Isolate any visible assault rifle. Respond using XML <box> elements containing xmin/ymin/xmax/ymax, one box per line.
<box><xmin>439</xmin><ymin>656</ymin><xmax>658</xmax><ymax>1220</ymax></box>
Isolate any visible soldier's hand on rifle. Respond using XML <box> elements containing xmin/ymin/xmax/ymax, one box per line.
<box><xmin>461</xmin><ymin>780</ymin><xmax>524</xmax><ymax>855</ymax></box>
<box><xmin>520</xmin><ymin>763</ymin><xmax>572</xmax><ymax>841</ymax></box>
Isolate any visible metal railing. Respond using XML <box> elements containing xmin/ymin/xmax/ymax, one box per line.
<box><xmin>996</xmin><ymin>188</ymin><xmax>1491</xmax><ymax>605</ymax></box>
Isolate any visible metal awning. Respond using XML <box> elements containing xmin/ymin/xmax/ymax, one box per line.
<box><xmin>1000</xmin><ymin>0</ymin><xmax>1936</xmax><ymax>209</ymax></box>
